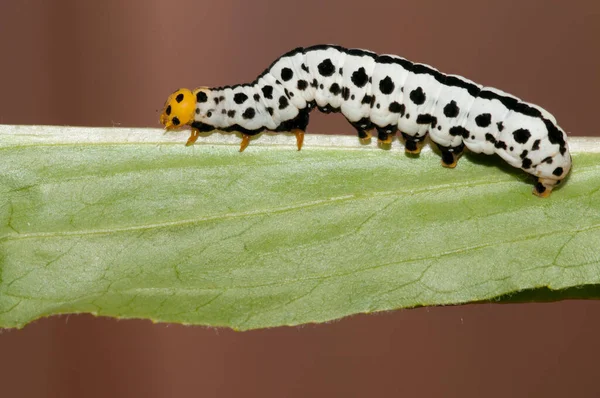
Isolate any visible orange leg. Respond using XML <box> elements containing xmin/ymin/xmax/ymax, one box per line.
<box><xmin>240</xmin><ymin>134</ymin><xmax>250</xmax><ymax>152</ymax></box>
<box><xmin>185</xmin><ymin>129</ymin><xmax>200</xmax><ymax>146</ymax></box>
<box><xmin>292</xmin><ymin>129</ymin><xmax>305</xmax><ymax>151</ymax></box>
<box><xmin>440</xmin><ymin>145</ymin><xmax>464</xmax><ymax>168</ymax></box>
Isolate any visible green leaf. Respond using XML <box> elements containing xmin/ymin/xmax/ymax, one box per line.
<box><xmin>1</xmin><ymin>125</ymin><xmax>599</xmax><ymax>330</ymax></box>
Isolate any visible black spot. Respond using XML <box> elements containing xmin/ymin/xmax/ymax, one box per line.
<box><xmin>214</xmin><ymin>97</ymin><xmax>219</xmax><ymax>105</ymax></box>
<box><xmin>542</xmin><ymin>156</ymin><xmax>553</xmax><ymax>164</ymax></box>
<box><xmin>253</xmin><ymin>94</ymin><xmax>260</xmax><ymax>101</ymax></box>
<box><xmin>495</xmin><ymin>140</ymin><xmax>507</xmax><ymax>150</ymax></box>
<box><xmin>281</xmin><ymin>67</ymin><xmax>293</xmax><ymax>81</ymax></box>
<box><xmin>376</xmin><ymin>103</ymin><xmax>380</xmax><ymax>109</ymax></box>
<box><xmin>553</xmin><ymin>167</ymin><xmax>563</xmax><ymax>176</ymax></box>
<box><xmin>475</xmin><ymin>113</ymin><xmax>492</xmax><ymax>128</ymax></box>
<box><xmin>278</xmin><ymin>95</ymin><xmax>289</xmax><ymax>109</ymax></box>
<box><xmin>301</xmin><ymin>63</ymin><xmax>309</xmax><ymax>73</ymax></box>
<box><xmin>520</xmin><ymin>150</ymin><xmax>529</xmax><ymax>159</ymax></box>
<box><xmin>369</xmin><ymin>77</ymin><xmax>372</xmax><ymax>83</ymax></box>
<box><xmin>317</xmin><ymin>58</ymin><xmax>335</xmax><ymax>76</ymax></box>
<box><xmin>221</xmin><ymin>109</ymin><xmax>226</xmax><ymax>114</ymax></box>
<box><xmin>234</xmin><ymin>92</ymin><xmax>248</xmax><ymax>104</ymax></box>
<box><xmin>219</xmin><ymin>96</ymin><xmax>225</xmax><ymax>101</ymax></box>
<box><xmin>165</xmin><ymin>105</ymin><xmax>171</xmax><ymax>116</ymax></box>
<box><xmin>509</xmin><ymin>146</ymin><xmax>513</xmax><ymax>151</ymax></box>
<box><xmin>297</xmin><ymin>80</ymin><xmax>308</xmax><ymax>90</ymax></box>
<box><xmin>443</xmin><ymin>101</ymin><xmax>459</xmax><ymax>118</ymax></box>
<box><xmin>310</xmin><ymin>79</ymin><xmax>318</xmax><ymax>88</ymax></box>
<box><xmin>329</xmin><ymin>83</ymin><xmax>341</xmax><ymax>95</ymax></box>
<box><xmin>276</xmin><ymin>80</ymin><xmax>282</xmax><ymax>85</ymax></box>
<box><xmin>532</xmin><ymin>139</ymin><xmax>541</xmax><ymax>151</ymax></box>
<box><xmin>284</xmin><ymin>88</ymin><xmax>290</xmax><ymax>98</ymax></box>
<box><xmin>522</xmin><ymin>158</ymin><xmax>532</xmax><ymax>169</ymax></box>
<box><xmin>361</xmin><ymin>94</ymin><xmax>373</xmax><ymax>105</ymax></box>
<box><xmin>449</xmin><ymin>126</ymin><xmax>469</xmax><ymax>138</ymax></box>
<box><xmin>379</xmin><ymin>76</ymin><xmax>395</xmax><ymax>95</ymax></box>
<box><xmin>497</xmin><ymin>122</ymin><xmax>504</xmax><ymax>131</ymax></box>
<box><xmin>172</xmin><ymin>117</ymin><xmax>180</xmax><ymax>126</ymax></box>
<box><xmin>266</xmin><ymin>107</ymin><xmax>273</xmax><ymax>116</ymax></box>
<box><xmin>543</xmin><ymin>118</ymin><xmax>567</xmax><ymax>155</ymax></box>
<box><xmin>341</xmin><ymin>86</ymin><xmax>350</xmax><ymax>101</ymax></box>
<box><xmin>406</xmin><ymin>114</ymin><xmax>410</xmax><ymax>119</ymax></box>
<box><xmin>261</xmin><ymin>86</ymin><xmax>273</xmax><ymax>99</ymax></box>
<box><xmin>319</xmin><ymin>84</ymin><xmax>324</xmax><ymax>89</ymax></box>
<box><xmin>176</xmin><ymin>93</ymin><xmax>184</xmax><ymax>103</ymax></box>
<box><xmin>196</xmin><ymin>108</ymin><xmax>200</xmax><ymax>114</ymax></box>
<box><xmin>513</xmin><ymin>128</ymin><xmax>531</xmax><ymax>144</ymax></box>
<box><xmin>388</xmin><ymin>102</ymin><xmax>405</xmax><ymax>115</ymax></box>
<box><xmin>196</xmin><ymin>91</ymin><xmax>208</xmax><ymax>103</ymax></box>
<box><xmin>206</xmin><ymin>111</ymin><xmax>212</xmax><ymax>117</ymax></box>
<box><xmin>351</xmin><ymin>67</ymin><xmax>368</xmax><ymax>88</ymax></box>
<box><xmin>409</xmin><ymin>87</ymin><xmax>426</xmax><ymax>105</ymax></box>
<box><xmin>339</xmin><ymin>67</ymin><xmax>343</xmax><ymax>75</ymax></box>
<box><xmin>227</xmin><ymin>110</ymin><xmax>236</xmax><ymax>118</ymax></box>
<box><xmin>437</xmin><ymin>126</ymin><xmax>441</xmax><ymax>130</ymax></box>
<box><xmin>416</xmin><ymin>114</ymin><xmax>437</xmax><ymax>128</ymax></box>
<box><xmin>352</xmin><ymin>95</ymin><xmax>356</xmax><ymax>100</ymax></box>
<box><xmin>242</xmin><ymin>107</ymin><xmax>255</xmax><ymax>119</ymax></box>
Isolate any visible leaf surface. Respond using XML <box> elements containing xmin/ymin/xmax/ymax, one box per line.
<box><xmin>1</xmin><ymin>125</ymin><xmax>599</xmax><ymax>330</ymax></box>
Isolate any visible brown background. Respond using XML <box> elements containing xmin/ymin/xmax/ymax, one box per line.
<box><xmin>1</xmin><ymin>1</ymin><xmax>600</xmax><ymax>397</ymax></box>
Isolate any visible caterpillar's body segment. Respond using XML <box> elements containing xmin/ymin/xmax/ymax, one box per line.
<box><xmin>160</xmin><ymin>44</ymin><xmax>571</xmax><ymax>197</ymax></box>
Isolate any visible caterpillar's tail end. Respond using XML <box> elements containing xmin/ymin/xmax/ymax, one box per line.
<box><xmin>533</xmin><ymin>179</ymin><xmax>556</xmax><ymax>198</ymax></box>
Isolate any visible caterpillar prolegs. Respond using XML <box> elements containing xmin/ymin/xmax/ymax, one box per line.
<box><xmin>159</xmin><ymin>44</ymin><xmax>571</xmax><ymax>197</ymax></box>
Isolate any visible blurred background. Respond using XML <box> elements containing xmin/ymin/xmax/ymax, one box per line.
<box><xmin>1</xmin><ymin>0</ymin><xmax>600</xmax><ymax>397</ymax></box>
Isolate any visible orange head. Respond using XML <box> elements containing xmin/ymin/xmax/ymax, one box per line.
<box><xmin>159</xmin><ymin>88</ymin><xmax>196</xmax><ymax>130</ymax></box>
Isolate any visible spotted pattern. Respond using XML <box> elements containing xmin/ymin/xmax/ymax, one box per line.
<box><xmin>318</xmin><ymin>59</ymin><xmax>335</xmax><ymax>76</ymax></box>
<box><xmin>443</xmin><ymin>101</ymin><xmax>459</xmax><ymax>118</ymax></box>
<box><xmin>351</xmin><ymin>67</ymin><xmax>368</xmax><ymax>88</ymax></box>
<box><xmin>410</xmin><ymin>87</ymin><xmax>426</xmax><ymax>105</ymax></box>
<box><xmin>234</xmin><ymin>93</ymin><xmax>248</xmax><ymax>104</ymax></box>
<box><xmin>379</xmin><ymin>76</ymin><xmax>395</xmax><ymax>95</ymax></box>
<box><xmin>196</xmin><ymin>92</ymin><xmax>208</xmax><ymax>103</ymax></box>
<box><xmin>475</xmin><ymin>113</ymin><xmax>491</xmax><ymax>127</ymax></box>
<box><xmin>261</xmin><ymin>86</ymin><xmax>273</xmax><ymax>99</ymax></box>
<box><xmin>513</xmin><ymin>128</ymin><xmax>531</xmax><ymax>144</ymax></box>
<box><xmin>281</xmin><ymin>67</ymin><xmax>294</xmax><ymax>81</ymax></box>
<box><xmin>181</xmin><ymin>45</ymin><xmax>570</xmax><ymax>195</ymax></box>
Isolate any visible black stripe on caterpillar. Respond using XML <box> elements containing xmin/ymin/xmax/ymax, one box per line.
<box><xmin>159</xmin><ymin>44</ymin><xmax>571</xmax><ymax>197</ymax></box>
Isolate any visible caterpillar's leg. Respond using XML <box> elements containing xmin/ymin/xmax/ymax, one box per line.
<box><xmin>292</xmin><ymin>128</ymin><xmax>305</xmax><ymax>151</ymax></box>
<box><xmin>358</xmin><ymin>129</ymin><xmax>372</xmax><ymax>144</ymax></box>
<box><xmin>438</xmin><ymin>143</ymin><xmax>465</xmax><ymax>168</ymax></box>
<box><xmin>240</xmin><ymin>134</ymin><xmax>250</xmax><ymax>152</ymax></box>
<box><xmin>286</xmin><ymin>106</ymin><xmax>310</xmax><ymax>150</ymax></box>
<box><xmin>349</xmin><ymin>117</ymin><xmax>373</xmax><ymax>144</ymax></box>
<box><xmin>185</xmin><ymin>128</ymin><xmax>200</xmax><ymax>146</ymax></box>
<box><xmin>533</xmin><ymin>177</ymin><xmax>557</xmax><ymax>198</ymax></box>
<box><xmin>376</xmin><ymin>125</ymin><xmax>396</xmax><ymax>148</ymax></box>
<box><xmin>401</xmin><ymin>132</ymin><xmax>427</xmax><ymax>155</ymax></box>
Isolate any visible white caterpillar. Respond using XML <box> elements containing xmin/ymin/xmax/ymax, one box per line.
<box><xmin>160</xmin><ymin>44</ymin><xmax>571</xmax><ymax>197</ymax></box>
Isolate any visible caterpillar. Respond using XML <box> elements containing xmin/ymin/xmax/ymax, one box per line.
<box><xmin>159</xmin><ymin>44</ymin><xmax>571</xmax><ymax>197</ymax></box>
